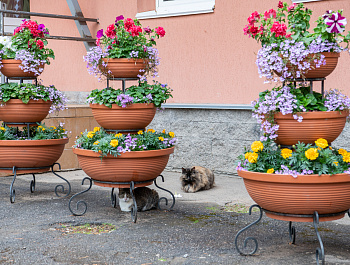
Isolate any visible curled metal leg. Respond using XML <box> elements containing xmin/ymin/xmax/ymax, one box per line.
<box><xmin>51</xmin><ymin>163</ymin><xmax>71</xmax><ymax>197</ymax></box>
<box><xmin>111</xmin><ymin>188</ymin><xmax>117</xmax><ymax>208</ymax></box>
<box><xmin>130</xmin><ymin>181</ymin><xmax>137</xmax><ymax>223</ymax></box>
<box><xmin>313</xmin><ymin>211</ymin><xmax>325</xmax><ymax>265</ymax></box>
<box><xmin>289</xmin><ymin>221</ymin><xmax>296</xmax><ymax>244</ymax></box>
<box><xmin>154</xmin><ymin>175</ymin><xmax>175</xmax><ymax>211</ymax></box>
<box><xmin>30</xmin><ymin>174</ymin><xmax>36</xmax><ymax>193</ymax></box>
<box><xmin>68</xmin><ymin>177</ymin><xmax>92</xmax><ymax>216</ymax></box>
<box><xmin>235</xmin><ymin>204</ymin><xmax>263</xmax><ymax>255</ymax></box>
<box><xmin>10</xmin><ymin>166</ymin><xmax>17</xmax><ymax>203</ymax></box>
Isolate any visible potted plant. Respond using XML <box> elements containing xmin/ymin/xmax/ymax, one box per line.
<box><xmin>236</xmin><ymin>138</ymin><xmax>350</xmax><ymax>222</ymax></box>
<box><xmin>0</xmin><ymin>82</ymin><xmax>68</xmax><ymax>123</ymax></box>
<box><xmin>0</xmin><ymin>20</ymin><xmax>55</xmax><ymax>77</ymax></box>
<box><xmin>87</xmin><ymin>81</ymin><xmax>172</xmax><ymax>130</ymax></box>
<box><xmin>252</xmin><ymin>83</ymin><xmax>350</xmax><ymax>145</ymax></box>
<box><xmin>73</xmin><ymin>127</ymin><xmax>177</xmax><ymax>188</ymax></box>
<box><xmin>244</xmin><ymin>1</ymin><xmax>350</xmax><ymax>82</ymax></box>
<box><xmin>0</xmin><ymin>123</ymin><xmax>69</xmax><ymax>173</ymax></box>
<box><xmin>83</xmin><ymin>15</ymin><xmax>165</xmax><ymax>80</ymax></box>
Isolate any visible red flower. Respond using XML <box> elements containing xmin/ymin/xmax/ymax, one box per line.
<box><xmin>264</xmin><ymin>9</ymin><xmax>276</xmax><ymax>20</ymax></box>
<box><xmin>124</xmin><ymin>18</ymin><xmax>134</xmax><ymax>31</ymax></box>
<box><xmin>270</xmin><ymin>21</ymin><xmax>287</xmax><ymax>37</ymax></box>
<box><xmin>36</xmin><ymin>39</ymin><xmax>44</xmax><ymax>49</ymax></box>
<box><xmin>14</xmin><ymin>26</ymin><xmax>23</xmax><ymax>35</ymax></box>
<box><xmin>278</xmin><ymin>1</ymin><xmax>283</xmax><ymax>8</ymax></box>
<box><xmin>288</xmin><ymin>4</ymin><xmax>296</xmax><ymax>12</ymax></box>
<box><xmin>249</xmin><ymin>25</ymin><xmax>260</xmax><ymax>37</ymax></box>
<box><xmin>248</xmin><ymin>11</ymin><xmax>260</xmax><ymax>24</ymax></box>
<box><xmin>130</xmin><ymin>26</ymin><xmax>142</xmax><ymax>37</ymax></box>
<box><xmin>105</xmin><ymin>24</ymin><xmax>116</xmax><ymax>38</ymax></box>
<box><xmin>95</xmin><ymin>38</ymin><xmax>100</xmax><ymax>46</ymax></box>
<box><xmin>155</xmin><ymin>26</ymin><xmax>165</xmax><ymax>37</ymax></box>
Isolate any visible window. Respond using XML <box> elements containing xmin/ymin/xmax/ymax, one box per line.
<box><xmin>136</xmin><ymin>0</ymin><xmax>215</xmax><ymax>20</ymax></box>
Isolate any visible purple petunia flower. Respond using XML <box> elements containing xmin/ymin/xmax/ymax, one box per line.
<box><xmin>115</xmin><ymin>15</ymin><xmax>124</xmax><ymax>24</ymax></box>
<box><xmin>324</xmin><ymin>12</ymin><xmax>347</xmax><ymax>33</ymax></box>
<box><xmin>96</xmin><ymin>29</ymin><xmax>104</xmax><ymax>39</ymax></box>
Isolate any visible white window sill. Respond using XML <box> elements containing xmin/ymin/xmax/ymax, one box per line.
<box><xmin>292</xmin><ymin>0</ymin><xmax>323</xmax><ymax>3</ymax></box>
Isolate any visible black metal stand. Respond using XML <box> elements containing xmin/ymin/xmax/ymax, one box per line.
<box><xmin>68</xmin><ymin>174</ymin><xmax>175</xmax><ymax>223</ymax></box>
<box><xmin>1</xmin><ymin>162</ymin><xmax>71</xmax><ymax>203</ymax></box>
<box><xmin>2</xmin><ymin>122</ymin><xmax>38</xmax><ymax>138</ymax></box>
<box><xmin>234</xmin><ymin>204</ymin><xmax>350</xmax><ymax>265</ymax></box>
<box><xmin>106</xmin><ymin>77</ymin><xmax>139</xmax><ymax>92</ymax></box>
<box><xmin>5</xmin><ymin>76</ymin><xmax>38</xmax><ymax>85</ymax></box>
<box><xmin>283</xmin><ymin>77</ymin><xmax>326</xmax><ymax>97</ymax></box>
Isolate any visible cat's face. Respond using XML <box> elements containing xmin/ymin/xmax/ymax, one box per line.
<box><xmin>182</xmin><ymin>167</ymin><xmax>196</xmax><ymax>181</ymax></box>
<box><xmin>118</xmin><ymin>188</ymin><xmax>132</xmax><ymax>202</ymax></box>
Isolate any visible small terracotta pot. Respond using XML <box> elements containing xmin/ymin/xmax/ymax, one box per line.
<box><xmin>101</xmin><ymin>58</ymin><xmax>147</xmax><ymax>78</ymax></box>
<box><xmin>0</xmin><ymin>99</ymin><xmax>52</xmax><ymax>123</ymax></box>
<box><xmin>0</xmin><ymin>59</ymin><xmax>45</xmax><ymax>77</ymax></box>
<box><xmin>274</xmin><ymin>110</ymin><xmax>348</xmax><ymax>146</ymax></box>
<box><xmin>275</xmin><ymin>52</ymin><xmax>339</xmax><ymax>79</ymax></box>
<box><xmin>90</xmin><ymin>103</ymin><xmax>156</xmax><ymax>130</ymax></box>
<box><xmin>0</xmin><ymin>138</ymin><xmax>68</xmax><ymax>173</ymax></box>
<box><xmin>237</xmin><ymin>170</ymin><xmax>350</xmax><ymax>222</ymax></box>
<box><xmin>73</xmin><ymin>147</ymin><xmax>175</xmax><ymax>188</ymax></box>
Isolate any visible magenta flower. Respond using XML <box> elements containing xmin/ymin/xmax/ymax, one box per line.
<box><xmin>115</xmin><ymin>15</ymin><xmax>124</xmax><ymax>24</ymax></box>
<box><xmin>96</xmin><ymin>29</ymin><xmax>104</xmax><ymax>38</ymax></box>
<box><xmin>324</xmin><ymin>12</ymin><xmax>347</xmax><ymax>33</ymax></box>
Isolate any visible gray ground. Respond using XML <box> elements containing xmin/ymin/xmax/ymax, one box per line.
<box><xmin>1</xmin><ymin>169</ymin><xmax>350</xmax><ymax>265</ymax></box>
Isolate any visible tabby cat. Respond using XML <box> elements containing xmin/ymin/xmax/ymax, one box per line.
<box><xmin>118</xmin><ymin>187</ymin><xmax>159</xmax><ymax>212</ymax></box>
<box><xmin>180</xmin><ymin>166</ymin><xmax>215</xmax><ymax>193</ymax></box>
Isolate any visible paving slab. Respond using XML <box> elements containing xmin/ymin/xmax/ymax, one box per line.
<box><xmin>0</xmin><ymin>169</ymin><xmax>350</xmax><ymax>264</ymax></box>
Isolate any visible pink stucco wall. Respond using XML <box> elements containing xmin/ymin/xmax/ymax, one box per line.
<box><xmin>31</xmin><ymin>0</ymin><xmax>350</xmax><ymax>105</ymax></box>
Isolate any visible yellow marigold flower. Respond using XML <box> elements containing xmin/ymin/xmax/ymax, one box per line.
<box><xmin>251</xmin><ymin>141</ymin><xmax>264</xmax><ymax>152</ymax></box>
<box><xmin>115</xmin><ymin>133</ymin><xmax>123</xmax><ymax>138</ymax></box>
<box><xmin>93</xmin><ymin>127</ymin><xmax>100</xmax><ymax>132</ymax></box>
<box><xmin>138</xmin><ymin>130</ymin><xmax>143</xmax><ymax>135</ymax></box>
<box><xmin>87</xmin><ymin>131</ymin><xmax>95</xmax><ymax>138</ymax></box>
<box><xmin>93</xmin><ymin>141</ymin><xmax>99</xmax><ymax>145</ymax></box>
<box><xmin>162</xmin><ymin>129</ymin><xmax>166</xmax><ymax>133</ymax></box>
<box><xmin>247</xmin><ymin>152</ymin><xmax>258</xmax><ymax>163</ymax></box>
<box><xmin>110</xmin><ymin>139</ymin><xmax>119</xmax><ymax>147</ymax></box>
<box><xmin>51</xmin><ymin>126</ymin><xmax>56</xmax><ymax>130</ymax></box>
<box><xmin>38</xmin><ymin>126</ymin><xmax>43</xmax><ymax>130</ymax></box>
<box><xmin>343</xmin><ymin>153</ymin><xmax>350</xmax><ymax>163</ymax></box>
<box><xmin>305</xmin><ymin>148</ymin><xmax>319</xmax><ymax>160</ymax></box>
<box><xmin>267</xmin><ymin>168</ymin><xmax>274</xmax><ymax>174</ymax></box>
<box><xmin>338</xmin><ymin>148</ymin><xmax>347</xmax><ymax>155</ymax></box>
<box><xmin>169</xmin><ymin>132</ymin><xmax>175</xmax><ymax>138</ymax></box>
<box><xmin>281</xmin><ymin>148</ymin><xmax>292</xmax><ymax>159</ymax></box>
<box><xmin>158</xmin><ymin>136</ymin><xmax>164</xmax><ymax>141</ymax></box>
<box><xmin>329</xmin><ymin>146</ymin><xmax>333</xmax><ymax>150</ymax></box>
<box><xmin>317</xmin><ymin>147</ymin><xmax>321</xmax><ymax>151</ymax></box>
<box><xmin>315</xmin><ymin>138</ymin><xmax>328</xmax><ymax>149</ymax></box>
<box><xmin>147</xmin><ymin>129</ymin><xmax>155</xmax><ymax>133</ymax></box>
<box><xmin>0</xmin><ymin>127</ymin><xmax>6</xmax><ymax>131</ymax></box>
<box><xmin>333</xmin><ymin>161</ymin><xmax>339</xmax><ymax>166</ymax></box>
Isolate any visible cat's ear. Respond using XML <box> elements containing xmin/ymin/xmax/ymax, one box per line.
<box><xmin>191</xmin><ymin>167</ymin><xmax>196</xmax><ymax>172</ymax></box>
<box><xmin>182</xmin><ymin>167</ymin><xmax>186</xmax><ymax>173</ymax></box>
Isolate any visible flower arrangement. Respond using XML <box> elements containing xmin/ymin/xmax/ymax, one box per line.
<box><xmin>0</xmin><ymin>20</ymin><xmax>55</xmax><ymax>76</ymax></box>
<box><xmin>252</xmin><ymin>83</ymin><xmax>350</xmax><ymax>141</ymax></box>
<box><xmin>0</xmin><ymin>123</ymin><xmax>68</xmax><ymax>140</ymax></box>
<box><xmin>73</xmin><ymin>127</ymin><xmax>177</xmax><ymax>157</ymax></box>
<box><xmin>0</xmin><ymin>82</ymin><xmax>68</xmax><ymax>113</ymax></box>
<box><xmin>244</xmin><ymin>1</ymin><xmax>350</xmax><ymax>82</ymax></box>
<box><xmin>87</xmin><ymin>81</ymin><xmax>172</xmax><ymax>108</ymax></box>
<box><xmin>83</xmin><ymin>15</ymin><xmax>165</xmax><ymax>81</ymax></box>
<box><xmin>236</xmin><ymin>138</ymin><xmax>350</xmax><ymax>177</ymax></box>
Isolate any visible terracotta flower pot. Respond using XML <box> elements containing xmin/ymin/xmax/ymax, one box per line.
<box><xmin>0</xmin><ymin>138</ymin><xmax>68</xmax><ymax>173</ymax></box>
<box><xmin>90</xmin><ymin>103</ymin><xmax>156</xmax><ymax>131</ymax></box>
<box><xmin>73</xmin><ymin>147</ymin><xmax>175</xmax><ymax>188</ymax></box>
<box><xmin>274</xmin><ymin>110</ymin><xmax>348</xmax><ymax>146</ymax></box>
<box><xmin>275</xmin><ymin>52</ymin><xmax>339</xmax><ymax>79</ymax></box>
<box><xmin>0</xmin><ymin>99</ymin><xmax>52</xmax><ymax>123</ymax></box>
<box><xmin>0</xmin><ymin>59</ymin><xmax>45</xmax><ymax>77</ymax></box>
<box><xmin>101</xmin><ymin>58</ymin><xmax>147</xmax><ymax>78</ymax></box>
<box><xmin>237</xmin><ymin>170</ymin><xmax>350</xmax><ymax>222</ymax></box>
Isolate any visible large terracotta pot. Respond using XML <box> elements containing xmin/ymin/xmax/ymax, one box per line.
<box><xmin>73</xmin><ymin>147</ymin><xmax>175</xmax><ymax>188</ymax></box>
<box><xmin>0</xmin><ymin>138</ymin><xmax>68</xmax><ymax>173</ymax></box>
<box><xmin>275</xmin><ymin>52</ymin><xmax>339</xmax><ymax>79</ymax></box>
<box><xmin>0</xmin><ymin>99</ymin><xmax>52</xmax><ymax>123</ymax></box>
<box><xmin>0</xmin><ymin>59</ymin><xmax>45</xmax><ymax>77</ymax></box>
<box><xmin>237</xmin><ymin>170</ymin><xmax>350</xmax><ymax>222</ymax></box>
<box><xmin>90</xmin><ymin>103</ymin><xmax>156</xmax><ymax>131</ymax></box>
<box><xmin>101</xmin><ymin>58</ymin><xmax>147</xmax><ymax>78</ymax></box>
<box><xmin>274</xmin><ymin>110</ymin><xmax>348</xmax><ymax>146</ymax></box>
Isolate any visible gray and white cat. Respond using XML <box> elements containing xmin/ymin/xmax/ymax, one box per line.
<box><xmin>118</xmin><ymin>187</ymin><xmax>159</xmax><ymax>212</ymax></box>
<box><xmin>181</xmin><ymin>166</ymin><xmax>215</xmax><ymax>193</ymax></box>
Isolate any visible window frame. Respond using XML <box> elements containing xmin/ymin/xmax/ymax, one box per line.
<box><xmin>292</xmin><ymin>0</ymin><xmax>323</xmax><ymax>3</ymax></box>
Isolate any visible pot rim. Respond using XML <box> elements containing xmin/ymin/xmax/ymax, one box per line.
<box><xmin>73</xmin><ymin>146</ymin><xmax>175</xmax><ymax>159</ymax></box>
<box><xmin>274</xmin><ymin>110</ymin><xmax>349</xmax><ymax>119</ymax></box>
<box><xmin>0</xmin><ymin>99</ymin><xmax>52</xmax><ymax>104</ymax></box>
<box><xmin>0</xmin><ymin>138</ymin><xmax>69</xmax><ymax>147</ymax></box>
<box><xmin>90</xmin><ymin>103</ymin><xmax>155</xmax><ymax>110</ymax></box>
<box><xmin>237</xmin><ymin>169</ymin><xmax>350</xmax><ymax>184</ymax></box>
<box><xmin>102</xmin><ymin>58</ymin><xmax>148</xmax><ymax>63</ymax></box>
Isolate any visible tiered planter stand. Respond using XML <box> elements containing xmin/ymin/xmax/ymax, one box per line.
<box><xmin>235</xmin><ymin>78</ymin><xmax>350</xmax><ymax>265</ymax></box>
<box><xmin>69</xmin><ymin>77</ymin><xmax>175</xmax><ymax>223</ymax></box>
<box><xmin>0</xmin><ymin>76</ymin><xmax>71</xmax><ymax>203</ymax></box>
